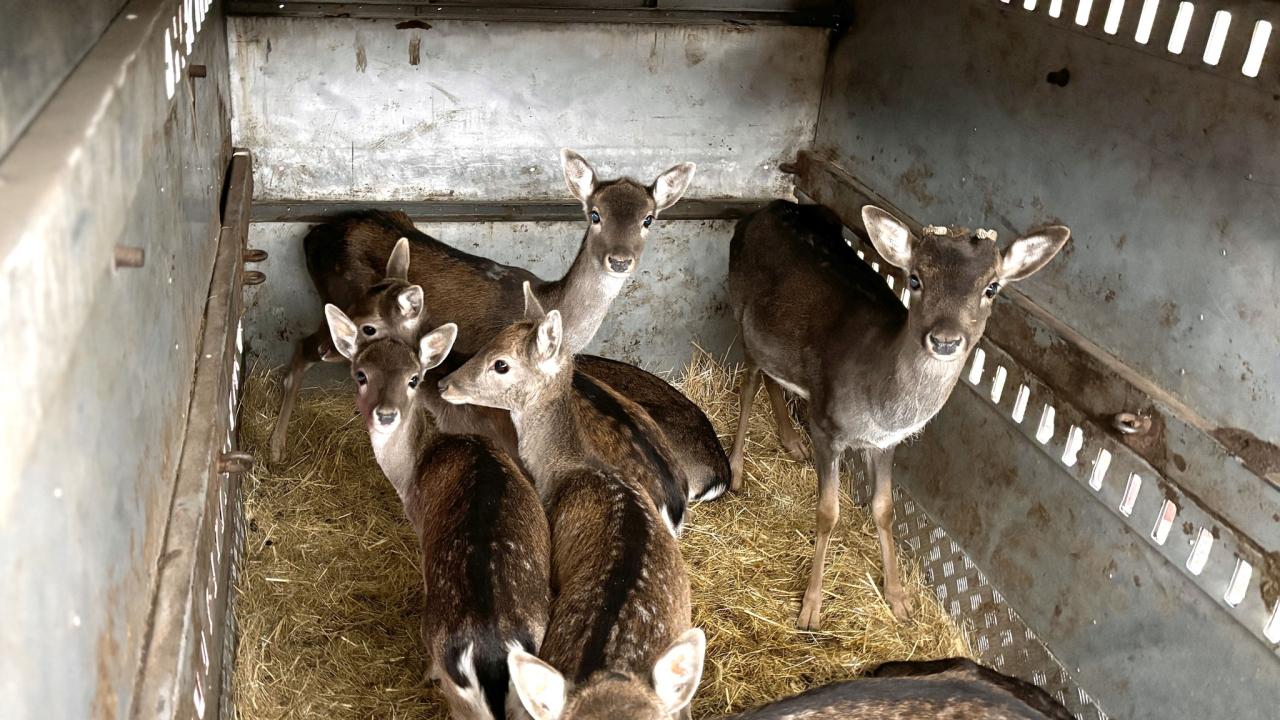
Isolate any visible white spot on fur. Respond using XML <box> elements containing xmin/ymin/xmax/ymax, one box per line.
<box><xmin>693</xmin><ymin>481</ymin><xmax>728</xmax><ymax>502</ymax></box>
<box><xmin>766</xmin><ymin>373</ymin><xmax>810</xmax><ymax>400</ymax></box>
<box><xmin>660</xmin><ymin>507</ymin><xmax>678</xmax><ymax>537</ymax></box>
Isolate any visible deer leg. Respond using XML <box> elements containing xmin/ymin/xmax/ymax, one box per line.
<box><xmin>728</xmin><ymin>361</ymin><xmax>761</xmax><ymax>492</ymax></box>
<box><xmin>762</xmin><ymin>376</ymin><xmax>811</xmax><ymax>463</ymax></box>
<box><xmin>868</xmin><ymin>445</ymin><xmax>914</xmax><ymax>620</ymax></box>
<box><xmin>797</xmin><ymin>434</ymin><xmax>841</xmax><ymax>630</ymax></box>
<box><xmin>268</xmin><ymin>327</ymin><xmax>329</xmax><ymax>464</ymax></box>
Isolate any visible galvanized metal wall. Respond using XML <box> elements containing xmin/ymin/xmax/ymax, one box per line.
<box><xmin>227</xmin><ymin>17</ymin><xmax>828</xmax><ymax>201</ymax></box>
<box><xmin>814</xmin><ymin>0</ymin><xmax>1280</xmax><ymax>446</ymax></box>
<box><xmin>243</xmin><ymin>218</ymin><xmax>738</xmax><ymax>374</ymax></box>
<box><xmin>0</xmin><ymin>0</ymin><xmax>129</xmax><ymax>157</ymax></box>
<box><xmin>0</xmin><ymin>1</ymin><xmax>232</xmax><ymax>718</ymax></box>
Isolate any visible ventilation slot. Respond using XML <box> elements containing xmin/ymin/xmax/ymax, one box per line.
<box><xmin>1023</xmin><ymin>0</ymin><xmax>1037</xmax><ymax>10</ymax></box>
<box><xmin>857</xmin><ymin>249</ymin><xmax>866</xmax><ymax>260</ymax></box>
<box><xmin>1089</xmin><ymin>448</ymin><xmax>1112</xmax><ymax>491</ymax></box>
<box><xmin>991</xmin><ymin>366</ymin><xmax>1009</xmax><ymax>404</ymax></box>
<box><xmin>1135</xmin><ymin>0</ymin><xmax>1160</xmax><ymax>43</ymax></box>
<box><xmin>1243</xmin><ymin>20</ymin><xmax>1272</xmax><ymax>77</ymax></box>
<box><xmin>1151</xmin><ymin>500</ymin><xmax>1177</xmax><ymax>545</ymax></box>
<box><xmin>871</xmin><ymin>261</ymin><xmax>881</xmax><ymax>273</ymax></box>
<box><xmin>1049</xmin><ymin>0</ymin><xmax>1064</xmax><ymax>18</ymax></box>
<box><xmin>1265</xmin><ymin>601</ymin><xmax>1280</xmax><ymax>644</ymax></box>
<box><xmin>1168</xmin><ymin>2</ymin><xmax>1195</xmax><ymax>54</ymax></box>
<box><xmin>1061</xmin><ymin>425</ymin><xmax>1084</xmax><ymax>466</ymax></box>
<box><xmin>1011</xmin><ymin>385</ymin><xmax>1031</xmax><ymax>423</ymax></box>
<box><xmin>885</xmin><ymin>274</ymin><xmax>896</xmax><ymax>289</ymax></box>
<box><xmin>1076</xmin><ymin>0</ymin><xmax>1096</xmax><ymax>26</ymax></box>
<box><xmin>1035</xmin><ymin>404</ymin><xmax>1056</xmax><ymax>444</ymax></box>
<box><xmin>1104</xmin><ymin>0</ymin><xmax>1126</xmax><ymax>35</ymax></box>
<box><xmin>1186</xmin><ymin>527</ymin><xmax>1213</xmax><ymax>575</ymax></box>
<box><xmin>1119</xmin><ymin>473</ymin><xmax>1142</xmax><ymax>516</ymax></box>
<box><xmin>900</xmin><ymin>287</ymin><xmax>911</xmax><ymax>307</ymax></box>
<box><xmin>1225</xmin><ymin>558</ymin><xmax>1252</xmax><ymax>607</ymax></box>
<box><xmin>1203</xmin><ymin>10</ymin><xmax>1232</xmax><ymax>65</ymax></box>
<box><xmin>969</xmin><ymin>348</ymin><xmax>987</xmax><ymax>385</ymax></box>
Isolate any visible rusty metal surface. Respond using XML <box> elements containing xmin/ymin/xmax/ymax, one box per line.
<box><xmin>813</xmin><ymin>0</ymin><xmax>1280</xmax><ymax>447</ymax></box>
<box><xmin>131</xmin><ymin>150</ymin><xmax>251</xmax><ymax>720</ymax></box>
<box><xmin>0</xmin><ymin>0</ymin><xmax>128</xmax><ymax>158</ymax></box>
<box><xmin>241</xmin><ymin>218</ymin><xmax>740</xmax><ymax>374</ymax></box>
<box><xmin>226</xmin><ymin>0</ymin><xmax>843</xmax><ymax>26</ymax></box>
<box><xmin>227</xmin><ymin>16</ymin><xmax>827</xmax><ymax>202</ymax></box>
<box><xmin>0</xmin><ymin>1</ymin><xmax>232</xmax><ymax>718</ymax></box>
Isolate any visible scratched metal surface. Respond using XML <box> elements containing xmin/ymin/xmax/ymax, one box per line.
<box><xmin>814</xmin><ymin>0</ymin><xmax>1280</xmax><ymax>444</ymax></box>
<box><xmin>241</xmin><ymin>218</ymin><xmax>739</xmax><ymax>375</ymax></box>
<box><xmin>0</xmin><ymin>0</ymin><xmax>128</xmax><ymax>158</ymax></box>
<box><xmin>0</xmin><ymin>1</ymin><xmax>232</xmax><ymax>719</ymax></box>
<box><xmin>226</xmin><ymin>17</ymin><xmax>827</xmax><ymax>201</ymax></box>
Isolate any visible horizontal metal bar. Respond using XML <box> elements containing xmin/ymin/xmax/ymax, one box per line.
<box><xmin>249</xmin><ymin>198</ymin><xmax>771</xmax><ymax>222</ymax></box>
<box><xmin>225</xmin><ymin>1</ymin><xmax>840</xmax><ymax>26</ymax></box>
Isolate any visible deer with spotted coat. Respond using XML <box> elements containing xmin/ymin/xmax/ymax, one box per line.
<box><xmin>439</xmin><ymin>287</ymin><xmax>705</xmax><ymax>720</ymax></box>
<box><xmin>727</xmin><ymin>200</ymin><xmax>1069</xmax><ymax>627</ymax></box>
<box><xmin>324</xmin><ymin>308</ymin><xmax>551</xmax><ymax>720</ymax></box>
<box><xmin>269</xmin><ymin>149</ymin><xmax>730</xmax><ymax>504</ymax></box>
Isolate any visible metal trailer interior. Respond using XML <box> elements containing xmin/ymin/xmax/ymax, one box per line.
<box><xmin>1</xmin><ymin>1</ymin><xmax>1277</xmax><ymax>718</ymax></box>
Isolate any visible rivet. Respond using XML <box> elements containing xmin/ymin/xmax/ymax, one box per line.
<box><xmin>114</xmin><ymin>245</ymin><xmax>145</xmax><ymax>269</ymax></box>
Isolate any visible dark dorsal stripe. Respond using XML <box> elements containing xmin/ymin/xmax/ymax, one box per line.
<box><xmin>572</xmin><ymin>471</ymin><xmax>650</xmax><ymax>683</ymax></box>
<box><xmin>571</xmin><ymin>371</ymin><xmax>685</xmax><ymax>528</ymax></box>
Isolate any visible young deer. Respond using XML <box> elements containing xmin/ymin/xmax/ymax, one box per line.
<box><xmin>269</xmin><ymin>150</ymin><xmax>729</xmax><ymax>502</ymax></box>
<box><xmin>728</xmin><ymin>200</ymin><xmax>1069</xmax><ymax>626</ymax></box>
<box><xmin>721</xmin><ymin>658</ymin><xmax>1073</xmax><ymax>719</ymax></box>
<box><xmin>437</xmin><ymin>288</ymin><xmax>705</xmax><ymax>720</ymax></box>
<box><xmin>324</xmin><ymin>310</ymin><xmax>551</xmax><ymax>720</ymax></box>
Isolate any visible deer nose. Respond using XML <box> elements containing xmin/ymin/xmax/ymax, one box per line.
<box><xmin>375</xmin><ymin>407</ymin><xmax>399</xmax><ymax>427</ymax></box>
<box><xmin>928</xmin><ymin>334</ymin><xmax>964</xmax><ymax>356</ymax></box>
<box><xmin>606</xmin><ymin>255</ymin><xmax>633</xmax><ymax>274</ymax></box>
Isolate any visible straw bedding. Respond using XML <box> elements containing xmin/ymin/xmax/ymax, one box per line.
<box><xmin>232</xmin><ymin>347</ymin><xmax>970</xmax><ymax>719</ymax></box>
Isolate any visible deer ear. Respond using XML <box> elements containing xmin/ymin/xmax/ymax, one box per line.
<box><xmin>418</xmin><ymin>323</ymin><xmax>457</xmax><ymax>372</ymax></box>
<box><xmin>535</xmin><ymin>310</ymin><xmax>563</xmax><ymax>367</ymax></box>
<box><xmin>323</xmin><ymin>304</ymin><xmax>360</xmax><ymax>361</ymax></box>
<box><xmin>396</xmin><ymin>285</ymin><xmax>424</xmax><ymax>322</ymax></box>
<box><xmin>386</xmin><ymin>237</ymin><xmax>411</xmax><ymax>280</ymax></box>
<box><xmin>861</xmin><ymin>205</ymin><xmax>914</xmax><ymax>269</ymax></box>
<box><xmin>652</xmin><ymin>628</ymin><xmax>706</xmax><ymax>715</ymax></box>
<box><xmin>522</xmin><ymin>281</ymin><xmax>546</xmax><ymax>321</ymax></box>
<box><xmin>508</xmin><ymin>651</ymin><xmax>566</xmax><ymax>720</ymax></box>
<box><xmin>1000</xmin><ymin>226</ymin><xmax>1071</xmax><ymax>282</ymax></box>
<box><xmin>651</xmin><ymin>162</ymin><xmax>696</xmax><ymax>212</ymax></box>
<box><xmin>561</xmin><ymin>148</ymin><xmax>596</xmax><ymax>204</ymax></box>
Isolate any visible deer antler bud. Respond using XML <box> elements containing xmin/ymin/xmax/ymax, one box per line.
<box><xmin>922</xmin><ymin>225</ymin><xmax>948</xmax><ymax>236</ymax></box>
<box><xmin>976</xmin><ymin>228</ymin><xmax>998</xmax><ymax>241</ymax></box>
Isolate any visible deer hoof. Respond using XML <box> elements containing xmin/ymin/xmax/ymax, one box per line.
<box><xmin>888</xmin><ymin>593</ymin><xmax>915</xmax><ymax>622</ymax></box>
<box><xmin>781</xmin><ymin>437</ymin><xmax>812</xmax><ymax>463</ymax></box>
<box><xmin>796</xmin><ymin>596</ymin><xmax>824</xmax><ymax>631</ymax></box>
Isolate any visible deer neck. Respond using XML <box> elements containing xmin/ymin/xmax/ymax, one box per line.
<box><xmin>541</xmin><ymin>234</ymin><xmax>627</xmax><ymax>355</ymax></box>
<box><xmin>370</xmin><ymin>402</ymin><xmax>433</xmax><ymax>507</ymax></box>
<box><xmin>882</xmin><ymin>325</ymin><xmax>967</xmax><ymax>419</ymax></box>
<box><xmin>511</xmin><ymin>368</ymin><xmax>594</xmax><ymax>493</ymax></box>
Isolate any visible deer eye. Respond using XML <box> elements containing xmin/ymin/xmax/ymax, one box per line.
<box><xmin>361</xmin><ymin>325</ymin><xmax>376</xmax><ymax>337</ymax></box>
<box><xmin>908</xmin><ymin>274</ymin><xmax>922</xmax><ymax>291</ymax></box>
<box><xmin>355</xmin><ymin>370</ymin><xmax>368</xmax><ymax>386</ymax></box>
<box><xmin>493</xmin><ymin>359</ymin><xmax>509</xmax><ymax>374</ymax></box>
<box><xmin>985</xmin><ymin>281</ymin><xmax>1000</xmax><ymax>299</ymax></box>
<box><xmin>408</xmin><ymin>375</ymin><xmax>419</xmax><ymax>389</ymax></box>
<box><xmin>643</xmin><ymin>214</ymin><xmax>654</xmax><ymax>228</ymax></box>
<box><xmin>589</xmin><ymin>210</ymin><xmax>601</xmax><ymax>225</ymax></box>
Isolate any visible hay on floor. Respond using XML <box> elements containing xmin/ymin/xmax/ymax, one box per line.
<box><xmin>232</xmin><ymin>347</ymin><xmax>970</xmax><ymax>720</ymax></box>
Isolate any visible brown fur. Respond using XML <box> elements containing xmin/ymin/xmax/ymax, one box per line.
<box><xmin>439</xmin><ymin>304</ymin><xmax>697</xmax><ymax>718</ymax></box>
<box><xmin>727</xmin><ymin>201</ymin><xmax>1069</xmax><ymax>627</ymax></box>
<box><xmin>331</xmin><ymin>324</ymin><xmax>551</xmax><ymax>720</ymax></box>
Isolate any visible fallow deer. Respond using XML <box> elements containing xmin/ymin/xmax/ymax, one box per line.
<box><xmin>325</xmin><ymin>310</ymin><xmax>551</xmax><ymax>720</ymax></box>
<box><xmin>269</xmin><ymin>150</ymin><xmax>729</xmax><ymax>502</ymax></box>
<box><xmin>438</xmin><ymin>288</ymin><xmax>705</xmax><ymax>720</ymax></box>
<box><xmin>728</xmin><ymin>200</ymin><xmax>1069</xmax><ymax>626</ymax></box>
<box><xmin>720</xmin><ymin>657</ymin><xmax>1073</xmax><ymax>719</ymax></box>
